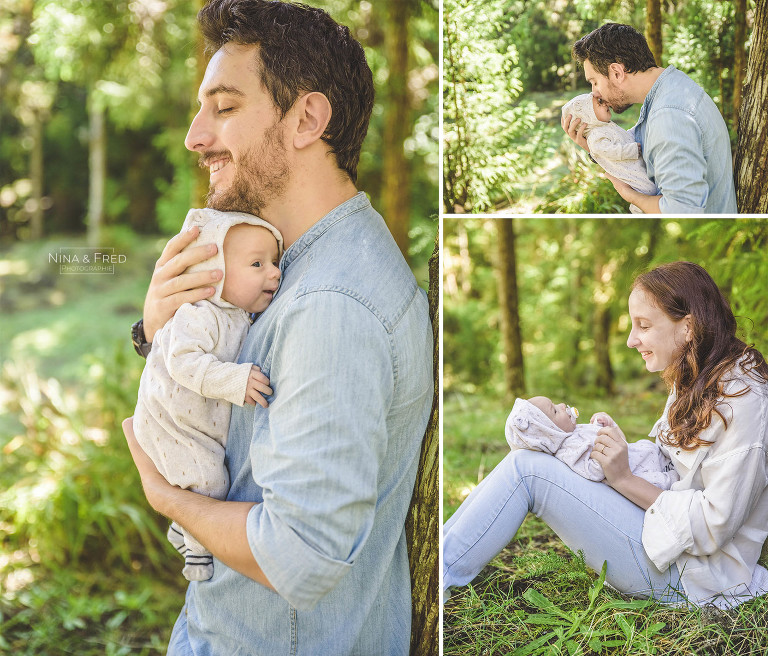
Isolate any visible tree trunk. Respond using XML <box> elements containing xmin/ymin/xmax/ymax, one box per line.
<box><xmin>87</xmin><ymin>94</ymin><xmax>106</xmax><ymax>248</ymax></box>
<box><xmin>496</xmin><ymin>219</ymin><xmax>525</xmax><ymax>400</ymax></box>
<box><xmin>733</xmin><ymin>0</ymin><xmax>747</xmax><ymax>126</ymax></box>
<box><xmin>645</xmin><ymin>0</ymin><xmax>663</xmax><ymax>66</ymax></box>
<box><xmin>29</xmin><ymin>110</ymin><xmax>44</xmax><ymax>240</ymax></box>
<box><xmin>406</xmin><ymin>235</ymin><xmax>439</xmax><ymax>656</ymax></box>
<box><xmin>382</xmin><ymin>0</ymin><xmax>413</xmax><ymax>261</ymax></box>
<box><xmin>735</xmin><ymin>0</ymin><xmax>768</xmax><ymax>213</ymax></box>
<box><xmin>592</xmin><ymin>243</ymin><xmax>614</xmax><ymax>395</ymax></box>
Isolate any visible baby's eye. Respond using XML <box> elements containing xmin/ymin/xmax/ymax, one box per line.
<box><xmin>251</xmin><ymin>261</ymin><xmax>262</xmax><ymax>268</ymax></box>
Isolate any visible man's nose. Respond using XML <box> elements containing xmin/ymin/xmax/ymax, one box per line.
<box><xmin>185</xmin><ymin>109</ymin><xmax>214</xmax><ymax>152</ymax></box>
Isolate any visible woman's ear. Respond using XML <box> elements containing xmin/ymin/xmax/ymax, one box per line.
<box><xmin>293</xmin><ymin>92</ymin><xmax>332</xmax><ymax>150</ymax></box>
<box><xmin>683</xmin><ymin>314</ymin><xmax>694</xmax><ymax>343</ymax></box>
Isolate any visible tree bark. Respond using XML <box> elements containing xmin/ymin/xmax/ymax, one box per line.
<box><xmin>645</xmin><ymin>0</ymin><xmax>663</xmax><ymax>66</ymax></box>
<box><xmin>87</xmin><ymin>93</ymin><xmax>105</xmax><ymax>248</ymax></box>
<box><xmin>382</xmin><ymin>0</ymin><xmax>413</xmax><ymax>261</ymax></box>
<box><xmin>496</xmin><ymin>219</ymin><xmax>525</xmax><ymax>400</ymax></box>
<box><xmin>406</xmin><ymin>235</ymin><xmax>439</xmax><ymax>656</ymax></box>
<box><xmin>735</xmin><ymin>0</ymin><xmax>768</xmax><ymax>213</ymax></box>
<box><xmin>733</xmin><ymin>0</ymin><xmax>747</xmax><ymax>126</ymax></box>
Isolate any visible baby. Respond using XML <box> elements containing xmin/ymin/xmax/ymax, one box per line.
<box><xmin>133</xmin><ymin>208</ymin><xmax>282</xmax><ymax>581</ymax></box>
<box><xmin>561</xmin><ymin>92</ymin><xmax>659</xmax><ymax>213</ymax></box>
<box><xmin>505</xmin><ymin>396</ymin><xmax>678</xmax><ymax>489</ymax></box>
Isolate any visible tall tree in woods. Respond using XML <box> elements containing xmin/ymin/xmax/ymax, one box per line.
<box><xmin>382</xmin><ymin>0</ymin><xmax>415</xmax><ymax>262</ymax></box>
<box><xmin>496</xmin><ymin>219</ymin><xmax>525</xmax><ymax>400</ymax></box>
<box><xmin>646</xmin><ymin>0</ymin><xmax>663</xmax><ymax>65</ymax></box>
<box><xmin>735</xmin><ymin>0</ymin><xmax>768</xmax><ymax>212</ymax></box>
<box><xmin>406</xmin><ymin>237</ymin><xmax>439</xmax><ymax>656</ymax></box>
<box><xmin>733</xmin><ymin>0</ymin><xmax>748</xmax><ymax>126</ymax></box>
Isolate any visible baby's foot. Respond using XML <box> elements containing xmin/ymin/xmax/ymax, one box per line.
<box><xmin>183</xmin><ymin>554</ymin><xmax>214</xmax><ymax>581</ymax></box>
<box><xmin>167</xmin><ymin>524</ymin><xmax>186</xmax><ymax>555</ymax></box>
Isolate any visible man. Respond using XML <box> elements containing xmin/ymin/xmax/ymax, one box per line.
<box><xmin>562</xmin><ymin>22</ymin><xmax>737</xmax><ymax>214</ymax></box>
<box><xmin>123</xmin><ymin>1</ymin><xmax>433</xmax><ymax>654</ymax></box>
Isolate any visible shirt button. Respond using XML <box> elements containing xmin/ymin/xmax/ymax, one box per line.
<box><xmin>650</xmin><ymin>509</ymin><xmax>655</xmax><ymax>514</ymax></box>
<box><xmin>676</xmin><ymin>450</ymin><xmax>681</xmax><ymax>455</ymax></box>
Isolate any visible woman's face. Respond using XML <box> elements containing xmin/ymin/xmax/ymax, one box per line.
<box><xmin>627</xmin><ymin>287</ymin><xmax>691</xmax><ymax>372</ymax></box>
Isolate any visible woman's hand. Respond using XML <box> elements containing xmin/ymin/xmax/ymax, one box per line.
<box><xmin>561</xmin><ymin>113</ymin><xmax>590</xmax><ymax>152</ymax></box>
<box><xmin>143</xmin><ymin>226</ymin><xmax>222</xmax><ymax>342</ymax></box>
<box><xmin>591</xmin><ymin>424</ymin><xmax>632</xmax><ymax>487</ymax></box>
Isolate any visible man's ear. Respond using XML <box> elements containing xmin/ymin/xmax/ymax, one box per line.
<box><xmin>608</xmin><ymin>62</ymin><xmax>626</xmax><ymax>84</ymax></box>
<box><xmin>293</xmin><ymin>92</ymin><xmax>332</xmax><ymax>150</ymax></box>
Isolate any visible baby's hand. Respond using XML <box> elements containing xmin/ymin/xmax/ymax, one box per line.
<box><xmin>244</xmin><ymin>365</ymin><xmax>273</xmax><ymax>408</ymax></box>
<box><xmin>590</xmin><ymin>412</ymin><xmax>616</xmax><ymax>427</ymax></box>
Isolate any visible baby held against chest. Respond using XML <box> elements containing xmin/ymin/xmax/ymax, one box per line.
<box><xmin>561</xmin><ymin>93</ymin><xmax>658</xmax><ymax>213</ymax></box>
<box><xmin>133</xmin><ymin>208</ymin><xmax>282</xmax><ymax>582</ymax></box>
<box><xmin>506</xmin><ymin>396</ymin><xmax>678</xmax><ymax>489</ymax></box>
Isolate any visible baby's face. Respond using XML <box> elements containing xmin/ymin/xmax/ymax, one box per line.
<box><xmin>221</xmin><ymin>224</ymin><xmax>280</xmax><ymax>313</ymax></box>
<box><xmin>591</xmin><ymin>95</ymin><xmax>612</xmax><ymax>122</ymax></box>
<box><xmin>529</xmin><ymin>396</ymin><xmax>577</xmax><ymax>431</ymax></box>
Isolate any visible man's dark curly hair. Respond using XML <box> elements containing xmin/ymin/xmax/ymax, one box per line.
<box><xmin>198</xmin><ymin>0</ymin><xmax>374</xmax><ymax>183</ymax></box>
<box><xmin>572</xmin><ymin>23</ymin><xmax>656</xmax><ymax>77</ymax></box>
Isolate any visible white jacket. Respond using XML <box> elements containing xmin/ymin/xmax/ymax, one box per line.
<box><xmin>642</xmin><ymin>368</ymin><xmax>768</xmax><ymax>608</ymax></box>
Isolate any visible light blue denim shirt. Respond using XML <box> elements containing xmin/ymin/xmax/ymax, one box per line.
<box><xmin>167</xmin><ymin>192</ymin><xmax>434</xmax><ymax>656</ymax></box>
<box><xmin>634</xmin><ymin>65</ymin><xmax>737</xmax><ymax>214</ymax></box>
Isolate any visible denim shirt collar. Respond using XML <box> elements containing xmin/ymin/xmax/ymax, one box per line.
<box><xmin>637</xmin><ymin>65</ymin><xmax>677</xmax><ymax>125</ymax></box>
<box><xmin>280</xmin><ymin>191</ymin><xmax>370</xmax><ymax>272</ymax></box>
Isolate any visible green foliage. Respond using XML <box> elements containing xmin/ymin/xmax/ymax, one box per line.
<box><xmin>443</xmin><ymin>218</ymin><xmax>768</xmax><ymax>397</ymax></box>
<box><xmin>443</xmin><ymin>0</ymin><xmax>541</xmax><ymax>212</ymax></box>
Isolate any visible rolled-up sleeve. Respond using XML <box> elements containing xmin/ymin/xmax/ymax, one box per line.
<box><xmin>245</xmin><ymin>291</ymin><xmax>393</xmax><ymax>610</ymax></box>
<box><xmin>645</xmin><ymin>107</ymin><xmax>709</xmax><ymax>214</ymax></box>
<box><xmin>643</xmin><ymin>393</ymin><xmax>768</xmax><ymax>572</ymax></box>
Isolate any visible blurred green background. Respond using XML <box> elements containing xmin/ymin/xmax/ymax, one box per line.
<box><xmin>0</xmin><ymin>1</ymin><xmax>437</xmax><ymax>652</ymax></box>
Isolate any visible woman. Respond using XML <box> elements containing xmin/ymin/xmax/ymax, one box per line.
<box><xmin>443</xmin><ymin>262</ymin><xmax>768</xmax><ymax>608</ymax></box>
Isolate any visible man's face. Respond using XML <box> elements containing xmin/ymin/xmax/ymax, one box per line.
<box><xmin>185</xmin><ymin>43</ymin><xmax>290</xmax><ymax>215</ymax></box>
<box><xmin>583</xmin><ymin>59</ymin><xmax>632</xmax><ymax>114</ymax></box>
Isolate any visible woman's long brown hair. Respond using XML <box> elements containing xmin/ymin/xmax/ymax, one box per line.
<box><xmin>633</xmin><ymin>262</ymin><xmax>768</xmax><ymax>450</ymax></box>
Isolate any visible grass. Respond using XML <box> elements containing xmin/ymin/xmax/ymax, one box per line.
<box><xmin>443</xmin><ymin>387</ymin><xmax>768</xmax><ymax>655</ymax></box>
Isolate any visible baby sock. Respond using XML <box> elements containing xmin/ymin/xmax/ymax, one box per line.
<box><xmin>182</xmin><ymin>552</ymin><xmax>214</xmax><ymax>582</ymax></box>
<box><xmin>167</xmin><ymin>523</ymin><xmax>187</xmax><ymax>555</ymax></box>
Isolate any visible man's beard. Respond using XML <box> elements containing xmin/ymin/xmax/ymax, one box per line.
<box><xmin>204</xmin><ymin>122</ymin><xmax>289</xmax><ymax>215</ymax></box>
<box><xmin>605</xmin><ymin>80</ymin><xmax>632</xmax><ymax>114</ymax></box>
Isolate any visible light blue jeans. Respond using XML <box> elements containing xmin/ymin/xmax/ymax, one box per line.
<box><xmin>444</xmin><ymin>450</ymin><xmax>685</xmax><ymax>603</ymax></box>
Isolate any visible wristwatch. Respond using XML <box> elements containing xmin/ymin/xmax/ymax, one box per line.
<box><xmin>131</xmin><ymin>319</ymin><xmax>152</xmax><ymax>358</ymax></box>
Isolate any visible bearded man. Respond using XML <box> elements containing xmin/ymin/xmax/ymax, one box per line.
<box><xmin>123</xmin><ymin>1</ymin><xmax>433</xmax><ymax>654</ymax></box>
<box><xmin>562</xmin><ymin>22</ymin><xmax>737</xmax><ymax>214</ymax></box>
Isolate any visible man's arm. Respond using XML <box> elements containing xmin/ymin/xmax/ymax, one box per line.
<box><xmin>122</xmin><ymin>417</ymin><xmax>275</xmax><ymax>590</ymax></box>
<box><xmin>643</xmin><ymin>108</ymin><xmax>709</xmax><ymax>214</ymax></box>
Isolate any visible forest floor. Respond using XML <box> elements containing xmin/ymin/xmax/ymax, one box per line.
<box><xmin>493</xmin><ymin>90</ymin><xmax>642</xmax><ymax>214</ymax></box>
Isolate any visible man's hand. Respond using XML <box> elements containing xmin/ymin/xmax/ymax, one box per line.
<box><xmin>604</xmin><ymin>173</ymin><xmax>662</xmax><ymax>214</ymax></box>
<box><xmin>245</xmin><ymin>365</ymin><xmax>273</xmax><ymax>408</ymax></box>
<box><xmin>561</xmin><ymin>113</ymin><xmax>590</xmax><ymax>152</ymax></box>
<box><xmin>143</xmin><ymin>226</ymin><xmax>222</xmax><ymax>342</ymax></box>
